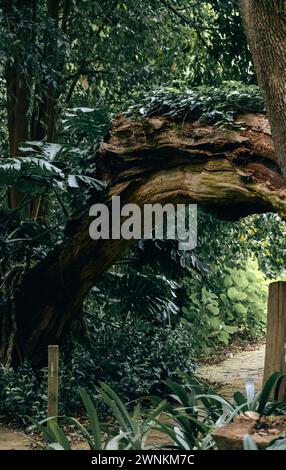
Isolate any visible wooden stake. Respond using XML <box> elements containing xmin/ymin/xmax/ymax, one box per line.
<box><xmin>47</xmin><ymin>345</ymin><xmax>59</xmax><ymax>431</ymax></box>
<box><xmin>263</xmin><ymin>281</ymin><xmax>286</xmax><ymax>399</ymax></box>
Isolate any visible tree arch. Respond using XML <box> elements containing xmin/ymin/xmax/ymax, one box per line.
<box><xmin>10</xmin><ymin>110</ymin><xmax>286</xmax><ymax>366</ymax></box>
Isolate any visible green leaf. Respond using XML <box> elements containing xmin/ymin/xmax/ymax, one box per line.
<box><xmin>47</xmin><ymin>420</ymin><xmax>71</xmax><ymax>450</ymax></box>
<box><xmin>65</xmin><ymin>417</ymin><xmax>94</xmax><ymax>449</ymax></box>
<box><xmin>233</xmin><ymin>391</ymin><xmax>247</xmax><ymax>406</ymax></box>
<box><xmin>19</xmin><ymin>142</ymin><xmax>62</xmax><ymax>161</ymax></box>
<box><xmin>79</xmin><ymin>388</ymin><xmax>101</xmax><ymax>450</ymax></box>
<box><xmin>206</xmin><ymin>304</ymin><xmax>220</xmax><ymax>316</ymax></box>
<box><xmin>234</xmin><ymin>303</ymin><xmax>247</xmax><ymax>315</ymax></box>
<box><xmin>97</xmin><ymin>383</ymin><xmax>135</xmax><ymax>433</ymax></box>
<box><xmin>223</xmin><ymin>276</ymin><xmax>233</xmax><ymax>288</ymax></box>
<box><xmin>67</xmin><ymin>175</ymin><xmax>79</xmax><ymax>188</ymax></box>
<box><xmin>227</xmin><ymin>287</ymin><xmax>247</xmax><ymax>301</ymax></box>
<box><xmin>27</xmin><ymin>416</ymin><xmax>54</xmax><ymax>443</ymax></box>
<box><xmin>165</xmin><ymin>379</ymin><xmax>191</xmax><ymax>407</ymax></box>
<box><xmin>258</xmin><ymin>372</ymin><xmax>284</xmax><ymax>414</ymax></box>
<box><xmin>67</xmin><ymin>174</ymin><xmax>106</xmax><ymax>190</ymax></box>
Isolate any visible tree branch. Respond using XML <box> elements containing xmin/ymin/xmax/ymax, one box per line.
<box><xmin>160</xmin><ymin>0</ymin><xmax>210</xmax><ymax>50</ymax></box>
<box><xmin>65</xmin><ymin>0</ymin><xmax>118</xmax><ymax>103</ymax></box>
<box><xmin>14</xmin><ymin>111</ymin><xmax>286</xmax><ymax>365</ymax></box>
<box><xmin>61</xmin><ymin>68</ymin><xmax>108</xmax><ymax>84</ymax></box>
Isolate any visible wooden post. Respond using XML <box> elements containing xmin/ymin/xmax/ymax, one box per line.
<box><xmin>47</xmin><ymin>345</ymin><xmax>59</xmax><ymax>431</ymax></box>
<box><xmin>263</xmin><ymin>281</ymin><xmax>286</xmax><ymax>400</ymax></box>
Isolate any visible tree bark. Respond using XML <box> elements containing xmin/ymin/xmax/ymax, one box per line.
<box><xmin>10</xmin><ymin>111</ymin><xmax>286</xmax><ymax>365</ymax></box>
<box><xmin>29</xmin><ymin>0</ymin><xmax>69</xmax><ymax>219</ymax></box>
<box><xmin>4</xmin><ymin>0</ymin><xmax>33</xmax><ymax>211</ymax></box>
<box><xmin>4</xmin><ymin>0</ymin><xmax>69</xmax><ymax>218</ymax></box>
<box><xmin>31</xmin><ymin>0</ymin><xmax>62</xmax><ymax>143</ymax></box>
<box><xmin>240</xmin><ymin>0</ymin><xmax>286</xmax><ymax>178</ymax></box>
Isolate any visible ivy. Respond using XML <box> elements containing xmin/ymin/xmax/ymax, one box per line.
<box><xmin>127</xmin><ymin>81</ymin><xmax>264</xmax><ymax>128</ymax></box>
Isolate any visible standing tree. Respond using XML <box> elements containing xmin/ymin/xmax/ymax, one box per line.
<box><xmin>240</xmin><ymin>0</ymin><xmax>286</xmax><ymax>177</ymax></box>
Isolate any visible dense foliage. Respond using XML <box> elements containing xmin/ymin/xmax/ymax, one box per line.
<box><xmin>0</xmin><ymin>0</ymin><xmax>286</xmax><ymax>427</ymax></box>
<box><xmin>182</xmin><ymin>259</ymin><xmax>267</xmax><ymax>354</ymax></box>
<box><xmin>128</xmin><ymin>81</ymin><xmax>264</xmax><ymax>127</ymax></box>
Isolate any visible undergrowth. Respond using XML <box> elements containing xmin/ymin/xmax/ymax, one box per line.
<box><xmin>127</xmin><ymin>81</ymin><xmax>264</xmax><ymax>128</ymax></box>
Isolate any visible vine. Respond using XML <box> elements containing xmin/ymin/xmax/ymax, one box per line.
<box><xmin>127</xmin><ymin>81</ymin><xmax>264</xmax><ymax>128</ymax></box>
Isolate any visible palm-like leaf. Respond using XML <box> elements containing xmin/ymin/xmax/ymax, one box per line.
<box><xmin>0</xmin><ymin>156</ymin><xmax>105</xmax><ymax>193</ymax></box>
<box><xmin>94</xmin><ymin>272</ymin><xmax>178</xmax><ymax>322</ymax></box>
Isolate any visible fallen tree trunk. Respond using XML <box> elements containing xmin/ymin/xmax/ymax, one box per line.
<box><xmin>11</xmin><ymin>112</ymin><xmax>286</xmax><ymax>365</ymax></box>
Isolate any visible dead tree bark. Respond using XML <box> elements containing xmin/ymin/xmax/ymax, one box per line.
<box><xmin>11</xmin><ymin>111</ymin><xmax>286</xmax><ymax>365</ymax></box>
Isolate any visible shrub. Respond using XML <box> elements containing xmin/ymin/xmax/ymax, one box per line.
<box><xmin>0</xmin><ymin>363</ymin><xmax>47</xmax><ymax>423</ymax></box>
<box><xmin>61</xmin><ymin>317</ymin><xmax>195</xmax><ymax>410</ymax></box>
<box><xmin>217</xmin><ymin>258</ymin><xmax>267</xmax><ymax>337</ymax></box>
<box><xmin>181</xmin><ymin>258</ymin><xmax>267</xmax><ymax>354</ymax></box>
<box><xmin>0</xmin><ymin>318</ymin><xmax>195</xmax><ymax>424</ymax></box>
<box><xmin>181</xmin><ymin>283</ymin><xmax>237</xmax><ymax>352</ymax></box>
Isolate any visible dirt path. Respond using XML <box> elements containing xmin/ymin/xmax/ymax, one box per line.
<box><xmin>0</xmin><ymin>425</ymin><xmax>30</xmax><ymax>450</ymax></box>
<box><xmin>0</xmin><ymin>425</ymin><xmax>92</xmax><ymax>450</ymax></box>
<box><xmin>198</xmin><ymin>344</ymin><xmax>265</xmax><ymax>399</ymax></box>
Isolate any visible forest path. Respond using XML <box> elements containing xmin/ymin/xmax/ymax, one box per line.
<box><xmin>198</xmin><ymin>344</ymin><xmax>265</xmax><ymax>399</ymax></box>
<box><xmin>0</xmin><ymin>425</ymin><xmax>90</xmax><ymax>450</ymax></box>
<box><xmin>0</xmin><ymin>426</ymin><xmax>30</xmax><ymax>450</ymax></box>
